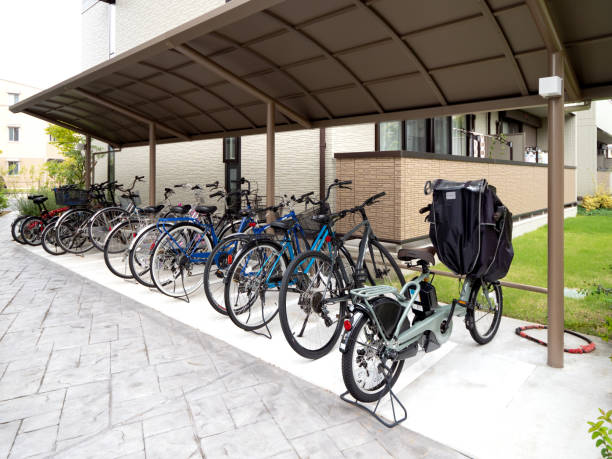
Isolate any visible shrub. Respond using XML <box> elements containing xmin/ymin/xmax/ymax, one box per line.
<box><xmin>0</xmin><ymin>187</ymin><xmax>8</xmax><ymax>210</ymax></box>
<box><xmin>582</xmin><ymin>186</ymin><xmax>612</xmax><ymax>212</ymax></box>
<box><xmin>12</xmin><ymin>188</ymin><xmax>59</xmax><ymax>216</ymax></box>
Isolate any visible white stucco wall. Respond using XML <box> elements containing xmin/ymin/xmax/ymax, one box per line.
<box><xmin>81</xmin><ymin>1</ymin><xmax>110</xmax><ymax>69</ymax></box>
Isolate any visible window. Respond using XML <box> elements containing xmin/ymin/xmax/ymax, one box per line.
<box><xmin>8</xmin><ymin>161</ymin><xmax>19</xmax><ymax>175</ymax></box>
<box><xmin>8</xmin><ymin>93</ymin><xmax>19</xmax><ymax>104</ymax></box>
<box><xmin>405</xmin><ymin>119</ymin><xmax>427</xmax><ymax>152</ymax></box>
<box><xmin>8</xmin><ymin>126</ymin><xmax>19</xmax><ymax>142</ymax></box>
<box><xmin>379</xmin><ymin>122</ymin><xmax>402</xmax><ymax>151</ymax></box>
<box><xmin>376</xmin><ymin>116</ymin><xmax>456</xmax><ymax>154</ymax></box>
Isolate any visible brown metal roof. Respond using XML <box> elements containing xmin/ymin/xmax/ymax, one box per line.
<box><xmin>10</xmin><ymin>0</ymin><xmax>612</xmax><ymax>147</ymax></box>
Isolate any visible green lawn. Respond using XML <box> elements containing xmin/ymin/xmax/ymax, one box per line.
<box><xmin>430</xmin><ymin>209</ymin><xmax>612</xmax><ymax>339</ymax></box>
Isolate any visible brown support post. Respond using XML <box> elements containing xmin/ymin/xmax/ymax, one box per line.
<box><xmin>149</xmin><ymin>123</ymin><xmax>156</xmax><ymax>206</ymax></box>
<box><xmin>547</xmin><ymin>51</ymin><xmax>564</xmax><ymax>368</ymax></box>
<box><xmin>266</xmin><ymin>102</ymin><xmax>275</xmax><ymax>221</ymax></box>
<box><xmin>84</xmin><ymin>136</ymin><xmax>92</xmax><ymax>189</ymax></box>
<box><xmin>319</xmin><ymin>128</ymin><xmax>326</xmax><ymax>200</ymax></box>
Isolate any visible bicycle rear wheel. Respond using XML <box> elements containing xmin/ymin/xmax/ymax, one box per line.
<box><xmin>341</xmin><ymin>312</ymin><xmax>404</xmax><ymax>403</ymax></box>
<box><xmin>150</xmin><ymin>223</ymin><xmax>212</xmax><ymax>297</ymax></box>
<box><xmin>56</xmin><ymin>209</ymin><xmax>94</xmax><ymax>254</ymax></box>
<box><xmin>42</xmin><ymin>218</ymin><xmax>65</xmax><ymax>256</ymax></box>
<box><xmin>279</xmin><ymin>250</ymin><xmax>350</xmax><ymax>359</ymax></box>
<box><xmin>224</xmin><ymin>239</ymin><xmax>287</xmax><ymax>331</ymax></box>
<box><xmin>21</xmin><ymin>216</ymin><xmax>45</xmax><ymax>246</ymax></box>
<box><xmin>203</xmin><ymin>233</ymin><xmax>252</xmax><ymax>315</ymax></box>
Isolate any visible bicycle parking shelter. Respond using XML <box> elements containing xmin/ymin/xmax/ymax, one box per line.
<box><xmin>10</xmin><ymin>0</ymin><xmax>612</xmax><ymax>367</ymax></box>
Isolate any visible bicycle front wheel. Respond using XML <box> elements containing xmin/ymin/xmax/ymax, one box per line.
<box><xmin>224</xmin><ymin>239</ymin><xmax>287</xmax><ymax>331</ymax></box>
<box><xmin>42</xmin><ymin>218</ymin><xmax>65</xmax><ymax>256</ymax></box>
<box><xmin>89</xmin><ymin>207</ymin><xmax>129</xmax><ymax>251</ymax></box>
<box><xmin>21</xmin><ymin>216</ymin><xmax>45</xmax><ymax>246</ymax></box>
<box><xmin>56</xmin><ymin>210</ymin><xmax>94</xmax><ymax>254</ymax></box>
<box><xmin>466</xmin><ymin>281</ymin><xmax>503</xmax><ymax>344</ymax></box>
<box><xmin>104</xmin><ymin>220</ymin><xmax>141</xmax><ymax>279</ymax></box>
<box><xmin>150</xmin><ymin>223</ymin><xmax>212</xmax><ymax>297</ymax></box>
<box><xmin>11</xmin><ymin>216</ymin><xmax>28</xmax><ymax>244</ymax></box>
<box><xmin>279</xmin><ymin>250</ymin><xmax>348</xmax><ymax>359</ymax></box>
<box><xmin>203</xmin><ymin>233</ymin><xmax>252</xmax><ymax>315</ymax></box>
<box><xmin>129</xmin><ymin>225</ymin><xmax>163</xmax><ymax>288</ymax></box>
<box><xmin>361</xmin><ymin>240</ymin><xmax>405</xmax><ymax>288</ymax></box>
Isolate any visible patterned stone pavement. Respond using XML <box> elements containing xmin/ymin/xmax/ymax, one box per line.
<box><xmin>0</xmin><ymin>217</ymin><xmax>464</xmax><ymax>459</ymax></box>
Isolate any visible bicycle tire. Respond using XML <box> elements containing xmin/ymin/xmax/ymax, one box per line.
<box><xmin>20</xmin><ymin>216</ymin><xmax>45</xmax><ymax>246</ymax></box>
<box><xmin>104</xmin><ymin>220</ymin><xmax>139</xmax><ymax>279</ymax></box>
<box><xmin>89</xmin><ymin>207</ymin><xmax>130</xmax><ymax>251</ymax></box>
<box><xmin>11</xmin><ymin>216</ymin><xmax>29</xmax><ymax>244</ymax></box>
<box><xmin>41</xmin><ymin>217</ymin><xmax>65</xmax><ymax>256</ymax></box>
<box><xmin>466</xmin><ymin>280</ymin><xmax>503</xmax><ymax>344</ymax></box>
<box><xmin>55</xmin><ymin>209</ymin><xmax>94</xmax><ymax>254</ymax></box>
<box><xmin>150</xmin><ymin>222</ymin><xmax>213</xmax><ymax>298</ymax></box>
<box><xmin>224</xmin><ymin>238</ymin><xmax>288</xmax><ymax>331</ymax></box>
<box><xmin>341</xmin><ymin>312</ymin><xmax>404</xmax><ymax>403</ymax></box>
<box><xmin>278</xmin><ymin>249</ymin><xmax>351</xmax><ymax>359</ymax></box>
<box><xmin>203</xmin><ymin>233</ymin><xmax>253</xmax><ymax>315</ymax></box>
<box><xmin>363</xmin><ymin>239</ymin><xmax>405</xmax><ymax>288</ymax></box>
<box><xmin>128</xmin><ymin>223</ymin><xmax>167</xmax><ymax>288</ymax></box>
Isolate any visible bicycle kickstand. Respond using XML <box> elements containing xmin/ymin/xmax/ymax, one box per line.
<box><xmin>340</xmin><ymin>362</ymin><xmax>407</xmax><ymax>428</ymax></box>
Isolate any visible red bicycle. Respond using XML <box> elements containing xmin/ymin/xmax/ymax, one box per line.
<box><xmin>16</xmin><ymin>195</ymin><xmax>69</xmax><ymax>246</ymax></box>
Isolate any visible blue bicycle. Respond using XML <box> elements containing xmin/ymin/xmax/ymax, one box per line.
<box><xmin>222</xmin><ymin>181</ymin><xmax>354</xmax><ymax>332</ymax></box>
<box><xmin>149</xmin><ymin>185</ymin><xmax>262</xmax><ymax>298</ymax></box>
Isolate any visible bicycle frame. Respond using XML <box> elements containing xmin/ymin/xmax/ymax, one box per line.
<box><xmin>341</xmin><ymin>277</ymin><xmax>477</xmax><ymax>355</ymax></box>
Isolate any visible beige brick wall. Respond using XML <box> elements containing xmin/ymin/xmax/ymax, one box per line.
<box><xmin>597</xmin><ymin>170</ymin><xmax>612</xmax><ymax>193</ymax></box>
<box><xmin>336</xmin><ymin>154</ymin><xmax>577</xmax><ymax>241</ymax></box>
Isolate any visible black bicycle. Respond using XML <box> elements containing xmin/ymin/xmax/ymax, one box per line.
<box><xmin>278</xmin><ymin>191</ymin><xmax>405</xmax><ymax>359</ymax></box>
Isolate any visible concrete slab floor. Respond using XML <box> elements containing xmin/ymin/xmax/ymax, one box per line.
<box><xmin>4</xmin><ymin>213</ymin><xmax>611</xmax><ymax>458</ymax></box>
<box><xmin>0</xmin><ymin>215</ymin><xmax>461</xmax><ymax>459</ymax></box>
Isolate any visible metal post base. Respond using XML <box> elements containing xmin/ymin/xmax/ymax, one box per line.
<box><xmin>340</xmin><ymin>383</ymin><xmax>407</xmax><ymax>428</ymax></box>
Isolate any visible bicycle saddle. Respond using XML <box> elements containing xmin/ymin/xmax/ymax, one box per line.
<box><xmin>170</xmin><ymin>205</ymin><xmax>191</xmax><ymax>214</ymax></box>
<box><xmin>141</xmin><ymin>204</ymin><xmax>164</xmax><ymax>214</ymax></box>
<box><xmin>397</xmin><ymin>246</ymin><xmax>436</xmax><ymax>265</ymax></box>
<box><xmin>269</xmin><ymin>219</ymin><xmax>296</xmax><ymax>231</ymax></box>
<box><xmin>33</xmin><ymin>196</ymin><xmax>48</xmax><ymax>204</ymax></box>
<box><xmin>195</xmin><ymin>205</ymin><xmax>217</xmax><ymax>215</ymax></box>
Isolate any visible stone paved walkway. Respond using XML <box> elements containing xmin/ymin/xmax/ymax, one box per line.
<box><xmin>0</xmin><ymin>217</ymin><xmax>464</xmax><ymax>459</ymax></box>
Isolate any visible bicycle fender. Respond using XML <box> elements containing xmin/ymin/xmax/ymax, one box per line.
<box><xmin>339</xmin><ymin>312</ymin><xmax>363</xmax><ymax>354</ymax></box>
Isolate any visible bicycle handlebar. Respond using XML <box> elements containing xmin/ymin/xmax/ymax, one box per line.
<box><xmin>326</xmin><ymin>191</ymin><xmax>385</xmax><ymax>221</ymax></box>
<box><xmin>419</xmin><ymin>204</ymin><xmax>431</xmax><ymax>214</ymax></box>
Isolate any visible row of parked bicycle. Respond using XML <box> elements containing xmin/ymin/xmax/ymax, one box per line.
<box><xmin>10</xmin><ymin>175</ymin><xmax>506</xmax><ymax>414</ymax></box>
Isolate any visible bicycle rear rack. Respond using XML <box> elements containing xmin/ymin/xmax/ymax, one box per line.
<box><xmin>340</xmin><ymin>362</ymin><xmax>407</xmax><ymax>428</ymax></box>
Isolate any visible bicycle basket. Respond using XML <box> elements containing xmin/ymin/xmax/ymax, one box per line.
<box><xmin>54</xmin><ymin>188</ymin><xmax>89</xmax><ymax>206</ymax></box>
<box><xmin>297</xmin><ymin>203</ymin><xmax>329</xmax><ymax>237</ymax></box>
<box><xmin>120</xmin><ymin>192</ymin><xmax>141</xmax><ymax>209</ymax></box>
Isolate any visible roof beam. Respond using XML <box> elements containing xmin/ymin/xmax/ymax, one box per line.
<box><xmin>525</xmin><ymin>0</ymin><xmax>581</xmax><ymax>101</ymax></box>
<box><xmin>212</xmin><ymin>31</ymin><xmax>334</xmax><ymax>119</ymax></box>
<box><xmin>23</xmin><ymin>109</ymin><xmax>121</xmax><ymax>148</ymax></box>
<box><xmin>477</xmin><ymin>0</ymin><xmax>529</xmax><ymax>96</ymax></box>
<box><xmin>173</xmin><ymin>43</ymin><xmax>312</xmax><ymax>129</ymax></box>
<box><xmin>351</xmin><ymin>0</ymin><xmax>448</xmax><ymax>105</ymax></box>
<box><xmin>72</xmin><ymin>88</ymin><xmax>190</xmax><ymax>140</ymax></box>
<box><xmin>263</xmin><ymin>10</ymin><xmax>385</xmax><ymax>113</ymax></box>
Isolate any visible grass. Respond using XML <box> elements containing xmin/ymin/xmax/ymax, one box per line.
<box><xmin>430</xmin><ymin>209</ymin><xmax>612</xmax><ymax>339</ymax></box>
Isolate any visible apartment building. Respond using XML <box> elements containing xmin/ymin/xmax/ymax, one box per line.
<box><xmin>0</xmin><ymin>79</ymin><xmax>62</xmax><ymax>189</ymax></box>
<box><xmin>81</xmin><ymin>0</ymin><xmax>588</xmax><ymax>242</ymax></box>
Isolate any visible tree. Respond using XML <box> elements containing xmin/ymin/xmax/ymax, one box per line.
<box><xmin>44</xmin><ymin>125</ymin><xmax>86</xmax><ymax>186</ymax></box>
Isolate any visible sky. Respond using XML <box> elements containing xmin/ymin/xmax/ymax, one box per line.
<box><xmin>0</xmin><ymin>0</ymin><xmax>81</xmax><ymax>90</ymax></box>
